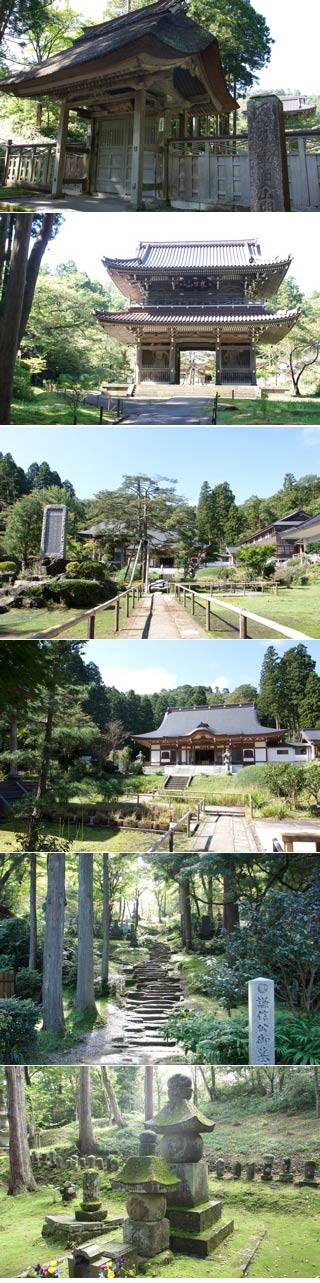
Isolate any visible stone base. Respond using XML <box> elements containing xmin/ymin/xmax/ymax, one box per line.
<box><xmin>296</xmin><ymin>1180</ymin><xmax>319</xmax><ymax>1189</ymax></box>
<box><xmin>123</xmin><ymin>1215</ymin><xmax>170</xmax><ymax>1256</ymax></box>
<box><xmin>68</xmin><ymin>1239</ymin><xmax>136</xmax><ymax>1278</ymax></box>
<box><xmin>278</xmin><ymin>1176</ymin><xmax>294</xmax><ymax>1184</ymax></box>
<box><xmin>143</xmin><ymin>1250</ymin><xmax>174</xmax><ymax>1274</ymax></box>
<box><xmin>168</xmin><ymin>1200</ymin><xmax>222</xmax><ymax>1233</ymax></box>
<box><xmin>44</xmin><ymin>1214</ymin><xmax>122</xmax><ymax>1246</ymax></box>
<box><xmin>169</xmin><ymin>1218</ymin><xmax>234</xmax><ymax>1258</ymax></box>
<box><xmin>165</xmin><ymin>1159</ymin><xmax>208</xmax><ymax>1208</ymax></box>
<box><xmin>75</xmin><ymin>1207</ymin><xmax>108</xmax><ymax>1222</ymax></box>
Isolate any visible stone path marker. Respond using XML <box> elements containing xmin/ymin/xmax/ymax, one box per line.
<box><xmin>248</xmin><ymin>977</ymin><xmax>275</xmax><ymax>1065</ymax></box>
<box><xmin>247</xmin><ymin>94</ymin><xmax>290</xmax><ymax>210</ymax></box>
<box><xmin>147</xmin><ymin>1072</ymin><xmax>234</xmax><ymax>1258</ymax></box>
<box><xmin>114</xmin><ymin>1127</ymin><xmax>178</xmax><ymax>1263</ymax></box>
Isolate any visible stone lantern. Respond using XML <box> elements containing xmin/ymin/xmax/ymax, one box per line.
<box><xmin>114</xmin><ymin>1129</ymin><xmax>179</xmax><ymax>1262</ymax></box>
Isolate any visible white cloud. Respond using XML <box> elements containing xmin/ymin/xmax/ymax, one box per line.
<box><xmin>100</xmin><ymin>665</ymin><xmax>178</xmax><ymax>694</ymax></box>
<box><xmin>211</xmin><ymin>675</ymin><xmax>230</xmax><ymax>691</ymax></box>
<box><xmin>302</xmin><ymin>427</ymin><xmax>320</xmax><ymax>446</ymax></box>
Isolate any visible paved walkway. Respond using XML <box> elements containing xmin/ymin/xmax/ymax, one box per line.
<box><xmin>119</xmin><ymin>592</ymin><xmax>207</xmax><ymax>639</ymax></box>
<box><xmin>121</xmin><ymin>397</ymin><xmax>212</xmax><ymax>425</ymax></box>
<box><xmin>188</xmin><ymin>811</ymin><xmax>259</xmax><ymax>852</ymax></box>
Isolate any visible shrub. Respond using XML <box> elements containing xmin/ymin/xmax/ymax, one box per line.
<box><xmin>15</xmin><ymin>967</ymin><xmax>42</xmax><ymax>1000</ymax></box>
<box><xmin>49</xmin><ymin>577</ymin><xmax>107</xmax><ymax>609</ymax></box>
<box><xmin>0</xmin><ymin>560</ymin><xmax>18</xmax><ymax>573</ymax></box>
<box><xmin>275</xmin><ymin>1013</ymin><xmax>320</xmax><ymax>1064</ymax></box>
<box><xmin>13</xmin><ymin>361</ymin><xmax>34</xmax><ymax>403</ymax></box>
<box><xmin>0</xmin><ymin>998</ymin><xmax>39</xmax><ymax>1062</ymax></box>
<box><xmin>0</xmin><ymin>917</ymin><xmax>30</xmax><ymax>969</ymax></box>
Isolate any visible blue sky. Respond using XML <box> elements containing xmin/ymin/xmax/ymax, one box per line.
<box><xmin>84</xmin><ymin>639</ymin><xmax>320</xmax><ymax>695</ymax></box>
<box><xmin>74</xmin><ymin>0</ymin><xmax>318</xmax><ymax>94</ymax></box>
<box><xmin>44</xmin><ymin>212</ymin><xmax>320</xmax><ymax>297</ymax></box>
<box><xmin>1</xmin><ymin>426</ymin><xmax>319</xmax><ymax>506</ymax></box>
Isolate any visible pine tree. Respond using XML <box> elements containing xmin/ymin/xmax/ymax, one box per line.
<box><xmin>258</xmin><ymin>646</ymin><xmax>281</xmax><ymax>727</ymax></box>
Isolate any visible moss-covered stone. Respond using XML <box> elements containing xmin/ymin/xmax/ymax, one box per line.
<box><xmin>114</xmin><ymin>1155</ymin><xmax>180</xmax><ymax>1189</ymax></box>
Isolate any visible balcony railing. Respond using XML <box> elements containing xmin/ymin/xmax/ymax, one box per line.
<box><xmin>140</xmin><ymin>368</ymin><xmax>170</xmax><ymax>382</ymax></box>
<box><xmin>218</xmin><ymin>370</ymin><xmax>253</xmax><ymax>384</ymax></box>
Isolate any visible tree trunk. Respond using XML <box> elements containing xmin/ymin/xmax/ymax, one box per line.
<box><xmin>0</xmin><ymin>213</ymin><xmax>33</xmax><ymax>423</ymax></box>
<box><xmin>101</xmin><ymin>1068</ymin><xmax>125</xmax><ymax>1127</ymax></box>
<box><xmin>199</xmin><ymin>1066</ymin><xmax>216</xmax><ymax>1100</ymax></box>
<box><xmin>78</xmin><ymin>1067</ymin><xmax>95</xmax><ymax>1153</ymax></box>
<box><xmin>0</xmin><ymin>213</ymin><xmax>9</xmax><ymax>291</ymax></box>
<box><xmin>76</xmin><ymin>853</ymin><xmax>97</xmax><ymax>1016</ymax></box>
<box><xmin>5</xmin><ymin>1067</ymin><xmax>36</xmax><ymax>1194</ymax></box>
<box><xmin>9</xmin><ymin>715</ymin><xmax>18</xmax><ymax>776</ymax></box>
<box><xmin>26</xmin><ymin>696</ymin><xmax>55</xmax><ymax>850</ymax></box>
<box><xmin>144</xmin><ymin>1066</ymin><xmax>154</xmax><ymax>1122</ymax></box>
<box><xmin>223</xmin><ymin>862</ymin><xmax>240</xmax><ymax>935</ymax></box>
<box><xmin>42</xmin><ymin>853</ymin><xmax>65</xmax><ymax>1034</ymax></box>
<box><xmin>314</xmin><ymin>1067</ymin><xmax>320</xmax><ymax>1118</ymax></box>
<box><xmin>180</xmin><ymin>876</ymin><xmax>192</xmax><ymax>950</ymax></box>
<box><xmin>18</xmin><ymin>213</ymin><xmax>55</xmax><ymax>345</ymax></box>
<box><xmin>101</xmin><ymin>852</ymin><xmax>109</xmax><ymax>993</ymax></box>
<box><xmin>28</xmin><ymin>853</ymin><xmax>37</xmax><ymax>970</ymax></box>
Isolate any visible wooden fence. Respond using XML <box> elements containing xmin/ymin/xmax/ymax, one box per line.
<box><xmin>174</xmin><ymin>583</ymin><xmax>311</xmax><ymax>641</ymax></box>
<box><xmin>0</xmin><ymin>970</ymin><xmax>15</xmax><ymax>997</ymax></box>
<box><xmin>34</xmin><ymin>582</ymin><xmax>143</xmax><ymax>639</ymax></box>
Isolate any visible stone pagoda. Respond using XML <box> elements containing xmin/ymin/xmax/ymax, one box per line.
<box><xmin>96</xmin><ymin>239</ymin><xmax>299</xmax><ymax>387</ymax></box>
<box><xmin>146</xmin><ymin>1072</ymin><xmax>234</xmax><ymax>1257</ymax></box>
<box><xmin>44</xmin><ymin>1165</ymin><xmax>123</xmax><ymax>1246</ymax></box>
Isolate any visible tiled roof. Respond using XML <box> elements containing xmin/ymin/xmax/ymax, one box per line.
<box><xmin>96</xmin><ymin>305</ymin><xmax>299</xmax><ymax>325</ymax></box>
<box><xmin>301</xmin><ymin>728</ymin><xmax>320</xmax><ymax>741</ymax></box>
<box><xmin>103</xmin><ymin>241</ymin><xmax>292</xmax><ymax>273</ymax></box>
<box><xmin>135</xmin><ymin>703</ymin><xmax>281</xmax><ymax>740</ymax></box>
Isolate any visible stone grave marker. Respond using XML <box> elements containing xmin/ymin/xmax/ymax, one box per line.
<box><xmin>114</xmin><ymin>1128</ymin><xmax>178</xmax><ymax>1261</ymax></box>
<box><xmin>148</xmin><ymin>1072</ymin><xmax>234</xmax><ymax>1258</ymax></box>
<box><xmin>248</xmin><ymin>977</ymin><xmax>275</xmax><ymax>1065</ymax></box>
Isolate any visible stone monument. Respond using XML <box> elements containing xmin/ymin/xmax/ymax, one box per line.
<box><xmin>261</xmin><ymin>1154</ymin><xmax>274</xmax><ymax>1182</ymax></box>
<box><xmin>297</xmin><ymin>1160</ymin><xmax>318</xmax><ymax>1188</ymax></box>
<box><xmin>44</xmin><ymin>1165</ymin><xmax>123</xmax><ymax>1246</ymax></box>
<box><xmin>248</xmin><ymin>977</ymin><xmax>275</xmax><ymax>1065</ymax></box>
<box><xmin>114</xmin><ymin>1128</ymin><xmax>178</xmax><ymax>1262</ymax></box>
<box><xmin>0</xmin><ymin>1088</ymin><xmax>9</xmax><ymax>1149</ymax></box>
<box><xmin>147</xmin><ymin>1072</ymin><xmax>234</xmax><ymax>1258</ymax></box>
<box><xmin>247</xmin><ymin>94</ymin><xmax>291</xmax><ymax>211</ymax></box>
<box><xmin>278</xmin><ymin>1158</ymin><xmax>293</xmax><ymax>1185</ymax></box>
<box><xmin>40</xmin><ymin>504</ymin><xmax>67</xmax><ymax>571</ymax></box>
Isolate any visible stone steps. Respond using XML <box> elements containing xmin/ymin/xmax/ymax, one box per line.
<box><xmin>106</xmin><ymin>941</ymin><xmax>182</xmax><ymax>1057</ymax></box>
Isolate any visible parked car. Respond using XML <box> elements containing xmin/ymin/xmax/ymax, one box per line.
<box><xmin>150</xmin><ymin>578</ymin><xmax>169</xmax><ymax>593</ymax></box>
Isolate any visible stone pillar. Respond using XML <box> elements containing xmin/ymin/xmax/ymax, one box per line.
<box><xmin>247</xmin><ymin>94</ymin><xmax>290</xmax><ymax>211</ymax></box>
<box><xmin>131</xmin><ymin>87</ymin><xmax>146</xmax><ymax>210</ymax></box>
<box><xmin>261</xmin><ymin>1154</ymin><xmax>274</xmax><ymax>1182</ymax></box>
<box><xmin>52</xmin><ymin>99</ymin><xmax>69</xmax><ymax>197</ymax></box>
<box><xmin>248</xmin><ymin>977</ymin><xmax>275</xmax><ymax>1065</ymax></box>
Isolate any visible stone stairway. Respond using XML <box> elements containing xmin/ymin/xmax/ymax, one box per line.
<box><xmin>164</xmin><ymin>774</ymin><xmax>192</xmax><ymax>790</ymax></box>
<box><xmin>106</xmin><ymin>940</ymin><xmax>184</xmax><ymax>1059</ymax></box>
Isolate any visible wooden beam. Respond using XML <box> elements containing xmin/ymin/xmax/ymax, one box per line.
<box><xmin>51</xmin><ymin>99</ymin><xmax>69</xmax><ymax>197</ymax></box>
<box><xmin>131</xmin><ymin>86</ymin><xmax>146</xmax><ymax>210</ymax></box>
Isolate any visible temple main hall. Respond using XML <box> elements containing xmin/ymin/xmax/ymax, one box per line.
<box><xmin>96</xmin><ymin>238</ymin><xmax>300</xmax><ymax>387</ymax></box>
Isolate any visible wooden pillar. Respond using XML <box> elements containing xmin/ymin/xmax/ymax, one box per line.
<box><xmin>179</xmin><ymin>111</ymin><xmax>188</xmax><ymax>140</ymax></box>
<box><xmin>131</xmin><ymin>87</ymin><xmax>146</xmax><ymax>210</ymax></box>
<box><xmin>206</xmin><ymin>599</ymin><xmax>211</xmax><ymax>632</ymax></box>
<box><xmin>52</xmin><ymin>99</ymin><xmax>69</xmax><ymax>197</ymax></box>
<box><xmin>251</xmin><ymin>342</ymin><xmax>256</xmax><ymax>385</ymax></box>
<box><xmin>169</xmin><ymin>330</ymin><xmax>175</xmax><ymax>384</ymax></box>
<box><xmin>239</xmin><ymin>612</ymin><xmax>248</xmax><ymax>638</ymax></box>
<box><xmin>135</xmin><ymin>336</ymin><xmax>141</xmax><ymax>384</ymax></box>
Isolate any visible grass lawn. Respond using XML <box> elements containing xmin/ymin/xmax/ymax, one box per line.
<box><xmin>183</xmin><ymin>583</ymin><xmax>320</xmax><ymax>639</ymax></box>
<box><xmin>0</xmin><ymin>1172</ymin><xmax>318</xmax><ymax>1277</ymax></box>
<box><xmin>0</xmin><ymin>600</ymin><xmax>131</xmax><ymax>639</ymax></box>
<box><xmin>0</xmin><ymin>819</ymin><xmax>156</xmax><ymax>852</ymax></box>
<box><xmin>11</xmin><ymin>389</ymin><xmax>118</xmax><ymax>425</ymax></box>
<box><xmin>216</xmin><ymin>397</ymin><xmax>320</xmax><ymax>425</ymax></box>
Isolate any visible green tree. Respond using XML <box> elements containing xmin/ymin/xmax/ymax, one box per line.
<box><xmin>258</xmin><ymin>645</ymin><xmax>282</xmax><ymax>728</ymax></box>
<box><xmin>299</xmin><ymin>673</ymin><xmax>320</xmax><ymax>728</ymax></box>
<box><xmin>236</xmin><ymin>543</ymin><xmax>276</xmax><ymax>579</ymax></box>
<box><xmin>4</xmin><ymin>491</ymin><xmax>43</xmax><ymax>567</ymax></box>
<box><xmin>189</xmin><ymin>0</ymin><xmax>273</xmax><ymax>101</ymax></box>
